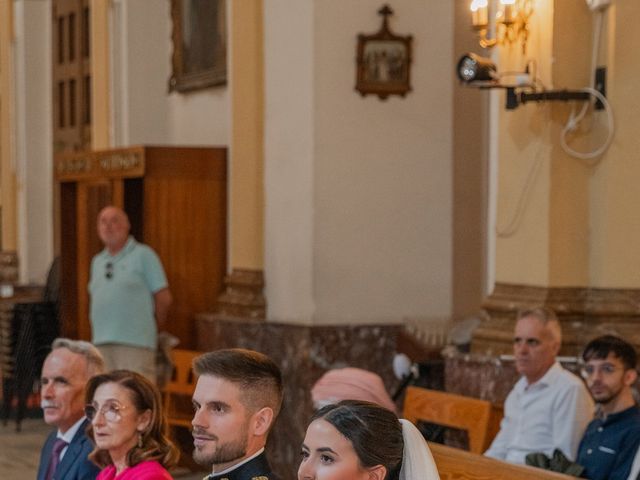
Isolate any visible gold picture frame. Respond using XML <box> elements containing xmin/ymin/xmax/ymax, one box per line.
<box><xmin>169</xmin><ymin>0</ymin><xmax>227</xmax><ymax>93</ymax></box>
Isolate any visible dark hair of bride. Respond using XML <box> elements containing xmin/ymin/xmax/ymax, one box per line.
<box><xmin>311</xmin><ymin>400</ymin><xmax>404</xmax><ymax>480</ymax></box>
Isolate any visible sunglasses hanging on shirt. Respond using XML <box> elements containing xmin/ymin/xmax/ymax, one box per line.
<box><xmin>105</xmin><ymin>262</ymin><xmax>113</xmax><ymax>280</ymax></box>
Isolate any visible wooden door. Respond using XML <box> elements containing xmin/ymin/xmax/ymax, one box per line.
<box><xmin>60</xmin><ymin>179</ymin><xmax>119</xmax><ymax>340</ymax></box>
<box><xmin>142</xmin><ymin>147</ymin><xmax>227</xmax><ymax>348</ymax></box>
<box><xmin>55</xmin><ymin>146</ymin><xmax>227</xmax><ymax>348</ymax></box>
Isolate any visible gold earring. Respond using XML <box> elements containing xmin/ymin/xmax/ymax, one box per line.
<box><xmin>138</xmin><ymin>432</ymin><xmax>143</xmax><ymax>448</ymax></box>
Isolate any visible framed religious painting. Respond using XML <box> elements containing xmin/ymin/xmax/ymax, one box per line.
<box><xmin>356</xmin><ymin>5</ymin><xmax>413</xmax><ymax>100</ymax></box>
<box><xmin>169</xmin><ymin>0</ymin><xmax>227</xmax><ymax>93</ymax></box>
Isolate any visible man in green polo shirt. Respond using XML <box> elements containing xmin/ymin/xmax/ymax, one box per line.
<box><xmin>88</xmin><ymin>206</ymin><xmax>172</xmax><ymax>381</ymax></box>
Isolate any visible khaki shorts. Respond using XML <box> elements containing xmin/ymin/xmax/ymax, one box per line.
<box><xmin>97</xmin><ymin>343</ymin><xmax>157</xmax><ymax>383</ymax></box>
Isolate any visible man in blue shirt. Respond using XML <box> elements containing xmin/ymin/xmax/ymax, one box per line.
<box><xmin>577</xmin><ymin>335</ymin><xmax>640</xmax><ymax>480</ymax></box>
<box><xmin>89</xmin><ymin>206</ymin><xmax>172</xmax><ymax>382</ymax></box>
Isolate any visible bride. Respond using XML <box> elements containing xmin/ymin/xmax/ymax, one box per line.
<box><xmin>298</xmin><ymin>400</ymin><xmax>440</xmax><ymax>480</ymax></box>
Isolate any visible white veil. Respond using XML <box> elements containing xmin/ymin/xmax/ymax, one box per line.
<box><xmin>398</xmin><ymin>419</ymin><xmax>440</xmax><ymax>480</ymax></box>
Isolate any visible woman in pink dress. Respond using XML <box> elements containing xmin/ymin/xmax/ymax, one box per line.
<box><xmin>85</xmin><ymin>370</ymin><xmax>179</xmax><ymax>479</ymax></box>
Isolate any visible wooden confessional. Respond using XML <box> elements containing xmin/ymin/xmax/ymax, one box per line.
<box><xmin>54</xmin><ymin>145</ymin><xmax>227</xmax><ymax>349</ymax></box>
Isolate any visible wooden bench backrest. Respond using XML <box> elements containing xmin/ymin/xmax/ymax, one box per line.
<box><xmin>162</xmin><ymin>349</ymin><xmax>201</xmax><ymax>428</ymax></box>
<box><xmin>403</xmin><ymin>386</ymin><xmax>493</xmax><ymax>454</ymax></box>
<box><xmin>429</xmin><ymin>442</ymin><xmax>576</xmax><ymax>480</ymax></box>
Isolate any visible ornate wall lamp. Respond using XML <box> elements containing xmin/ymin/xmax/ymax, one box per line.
<box><xmin>470</xmin><ymin>0</ymin><xmax>533</xmax><ymax>53</ymax></box>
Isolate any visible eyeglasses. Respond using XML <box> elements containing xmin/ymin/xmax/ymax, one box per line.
<box><xmin>105</xmin><ymin>262</ymin><xmax>113</xmax><ymax>280</ymax></box>
<box><xmin>580</xmin><ymin>363</ymin><xmax>624</xmax><ymax>379</ymax></box>
<box><xmin>85</xmin><ymin>401</ymin><xmax>127</xmax><ymax>423</ymax></box>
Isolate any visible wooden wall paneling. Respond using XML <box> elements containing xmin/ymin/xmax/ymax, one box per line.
<box><xmin>55</xmin><ymin>146</ymin><xmax>227</xmax><ymax>349</ymax></box>
<box><xmin>111</xmin><ymin>178</ymin><xmax>124</xmax><ymax>208</ymax></box>
<box><xmin>59</xmin><ymin>182</ymin><xmax>78</xmax><ymax>337</ymax></box>
<box><xmin>124</xmin><ymin>178</ymin><xmax>144</xmax><ymax>242</ymax></box>
<box><xmin>52</xmin><ymin>0</ymin><xmax>91</xmax><ymax>153</ymax></box>
<box><xmin>142</xmin><ymin>147</ymin><xmax>227</xmax><ymax>348</ymax></box>
<box><xmin>73</xmin><ymin>181</ymin><xmax>111</xmax><ymax>340</ymax></box>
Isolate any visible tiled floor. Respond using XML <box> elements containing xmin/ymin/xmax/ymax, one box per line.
<box><xmin>0</xmin><ymin>419</ymin><xmax>49</xmax><ymax>477</ymax></box>
<box><xmin>0</xmin><ymin>418</ymin><xmax>206</xmax><ymax>479</ymax></box>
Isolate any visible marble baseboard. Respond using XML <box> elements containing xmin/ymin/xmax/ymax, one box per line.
<box><xmin>195</xmin><ymin>313</ymin><xmax>401</xmax><ymax>480</ymax></box>
<box><xmin>472</xmin><ymin>282</ymin><xmax>640</xmax><ymax>356</ymax></box>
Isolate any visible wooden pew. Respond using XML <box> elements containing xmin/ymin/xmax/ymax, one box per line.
<box><xmin>403</xmin><ymin>386</ymin><xmax>503</xmax><ymax>453</ymax></box>
<box><xmin>429</xmin><ymin>442</ymin><xmax>576</xmax><ymax>480</ymax></box>
<box><xmin>162</xmin><ymin>349</ymin><xmax>201</xmax><ymax>429</ymax></box>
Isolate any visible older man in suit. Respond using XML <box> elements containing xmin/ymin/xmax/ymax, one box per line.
<box><xmin>37</xmin><ymin>338</ymin><xmax>105</xmax><ymax>480</ymax></box>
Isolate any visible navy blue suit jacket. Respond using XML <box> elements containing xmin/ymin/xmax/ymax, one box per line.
<box><xmin>37</xmin><ymin>419</ymin><xmax>101</xmax><ymax>480</ymax></box>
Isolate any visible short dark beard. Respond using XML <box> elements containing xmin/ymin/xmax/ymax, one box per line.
<box><xmin>593</xmin><ymin>386</ymin><xmax>624</xmax><ymax>406</ymax></box>
<box><xmin>195</xmin><ymin>436</ymin><xmax>247</xmax><ymax>467</ymax></box>
<box><xmin>192</xmin><ymin>424</ymin><xmax>249</xmax><ymax>468</ymax></box>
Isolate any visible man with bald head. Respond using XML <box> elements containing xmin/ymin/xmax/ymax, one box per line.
<box><xmin>485</xmin><ymin>307</ymin><xmax>594</xmax><ymax>464</ymax></box>
<box><xmin>88</xmin><ymin>206</ymin><xmax>172</xmax><ymax>381</ymax></box>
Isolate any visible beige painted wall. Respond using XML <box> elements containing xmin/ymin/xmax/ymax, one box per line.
<box><xmin>109</xmin><ymin>1</ymin><xmax>228</xmax><ymax>147</ymax></box>
<box><xmin>265</xmin><ymin>0</ymin><xmax>455</xmax><ymax>324</ymax></box>
<box><xmin>494</xmin><ymin>0</ymin><xmax>555</xmax><ymax>286</ymax></box>
<box><xmin>92</xmin><ymin>0</ymin><xmax>110</xmax><ymax>149</ymax></box>
<box><xmin>0</xmin><ymin>0</ymin><xmax>53</xmax><ymax>282</ymax></box>
<box><xmin>453</xmin><ymin>0</ymin><xmax>489</xmax><ymax>318</ymax></box>
<box><xmin>264</xmin><ymin>0</ymin><xmax>315</xmax><ymax>323</ymax></box>
<box><xmin>229</xmin><ymin>0</ymin><xmax>264</xmax><ymax>270</ymax></box>
<box><xmin>589</xmin><ymin>1</ymin><xmax>640</xmax><ymax>288</ymax></box>
<box><xmin>13</xmin><ymin>0</ymin><xmax>54</xmax><ymax>283</ymax></box>
<box><xmin>0</xmin><ymin>0</ymin><xmax>17</xmax><ymax>252</ymax></box>
<box><xmin>494</xmin><ymin>0</ymin><xmax>640</xmax><ymax>290</ymax></box>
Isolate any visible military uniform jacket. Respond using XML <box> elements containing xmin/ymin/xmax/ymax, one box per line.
<box><xmin>203</xmin><ymin>451</ymin><xmax>280</xmax><ymax>480</ymax></box>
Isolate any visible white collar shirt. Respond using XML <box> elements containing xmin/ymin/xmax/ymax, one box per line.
<box><xmin>485</xmin><ymin>362</ymin><xmax>594</xmax><ymax>464</ymax></box>
<box><xmin>56</xmin><ymin>416</ymin><xmax>86</xmax><ymax>461</ymax></box>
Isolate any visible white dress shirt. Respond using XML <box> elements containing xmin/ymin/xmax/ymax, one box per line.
<box><xmin>56</xmin><ymin>416</ymin><xmax>86</xmax><ymax>461</ymax></box>
<box><xmin>485</xmin><ymin>362</ymin><xmax>594</xmax><ymax>464</ymax></box>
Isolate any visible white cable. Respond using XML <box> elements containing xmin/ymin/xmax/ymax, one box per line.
<box><xmin>559</xmin><ymin>8</ymin><xmax>615</xmax><ymax>161</ymax></box>
<box><xmin>564</xmin><ymin>11</ymin><xmax>601</xmax><ymax>133</ymax></box>
<box><xmin>496</xmin><ymin>117</ymin><xmax>547</xmax><ymax>238</ymax></box>
<box><xmin>559</xmin><ymin>87</ymin><xmax>615</xmax><ymax>162</ymax></box>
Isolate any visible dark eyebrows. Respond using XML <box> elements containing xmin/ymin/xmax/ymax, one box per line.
<box><xmin>300</xmin><ymin>443</ymin><xmax>338</xmax><ymax>455</ymax></box>
<box><xmin>317</xmin><ymin>447</ymin><xmax>338</xmax><ymax>455</ymax></box>
<box><xmin>206</xmin><ymin>400</ymin><xmax>231</xmax><ymax>410</ymax></box>
<box><xmin>316</xmin><ymin>447</ymin><xmax>337</xmax><ymax>455</ymax></box>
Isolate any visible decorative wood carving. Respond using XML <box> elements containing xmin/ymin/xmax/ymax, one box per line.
<box><xmin>55</xmin><ymin>148</ymin><xmax>145</xmax><ymax>179</ymax></box>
